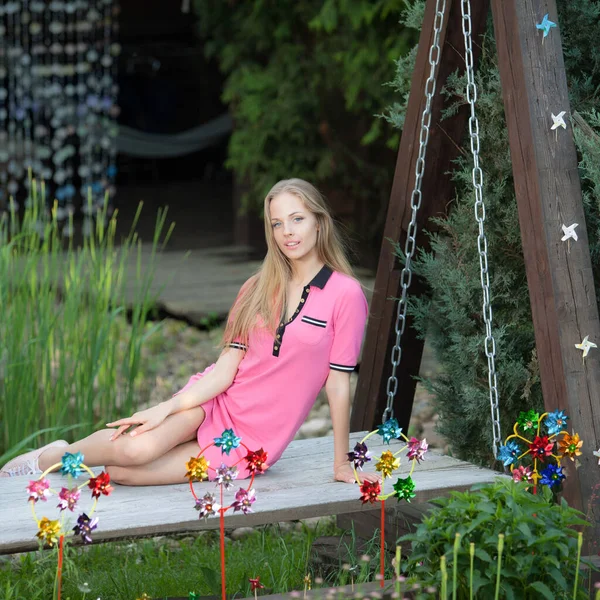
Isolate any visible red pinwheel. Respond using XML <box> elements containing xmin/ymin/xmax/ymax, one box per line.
<box><xmin>359</xmin><ymin>480</ymin><xmax>381</xmax><ymax>504</ymax></box>
<box><xmin>88</xmin><ymin>471</ymin><xmax>113</xmax><ymax>499</ymax></box>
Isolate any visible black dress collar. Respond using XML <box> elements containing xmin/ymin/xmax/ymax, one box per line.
<box><xmin>308</xmin><ymin>265</ymin><xmax>333</xmax><ymax>289</ymax></box>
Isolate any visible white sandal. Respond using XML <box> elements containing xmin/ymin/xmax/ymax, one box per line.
<box><xmin>0</xmin><ymin>440</ymin><xmax>69</xmax><ymax>478</ymax></box>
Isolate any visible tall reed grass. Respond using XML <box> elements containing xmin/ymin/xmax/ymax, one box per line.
<box><xmin>0</xmin><ymin>176</ymin><xmax>174</xmax><ymax>461</ymax></box>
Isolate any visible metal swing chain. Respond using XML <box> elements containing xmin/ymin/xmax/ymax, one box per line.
<box><xmin>460</xmin><ymin>0</ymin><xmax>502</xmax><ymax>458</ymax></box>
<box><xmin>382</xmin><ymin>0</ymin><xmax>447</xmax><ymax>424</ymax></box>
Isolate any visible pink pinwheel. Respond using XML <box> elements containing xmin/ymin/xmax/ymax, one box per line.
<box><xmin>511</xmin><ymin>465</ymin><xmax>533</xmax><ymax>483</ymax></box>
<box><xmin>57</xmin><ymin>486</ymin><xmax>81</xmax><ymax>512</ymax></box>
<box><xmin>406</xmin><ymin>437</ymin><xmax>429</xmax><ymax>463</ymax></box>
<box><xmin>27</xmin><ymin>478</ymin><xmax>51</xmax><ymax>503</ymax></box>
<box><xmin>231</xmin><ymin>488</ymin><xmax>256</xmax><ymax>514</ymax></box>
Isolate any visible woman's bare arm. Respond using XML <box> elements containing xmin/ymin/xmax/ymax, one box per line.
<box><xmin>325</xmin><ymin>369</ymin><xmax>381</xmax><ymax>484</ymax></box>
<box><xmin>107</xmin><ymin>347</ymin><xmax>246</xmax><ymax>439</ymax></box>
<box><xmin>164</xmin><ymin>347</ymin><xmax>245</xmax><ymax>415</ymax></box>
<box><xmin>325</xmin><ymin>369</ymin><xmax>352</xmax><ymax>473</ymax></box>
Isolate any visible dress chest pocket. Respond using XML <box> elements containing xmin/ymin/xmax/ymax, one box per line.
<box><xmin>295</xmin><ymin>315</ymin><xmax>328</xmax><ymax>345</ymax></box>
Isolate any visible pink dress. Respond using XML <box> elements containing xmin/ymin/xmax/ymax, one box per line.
<box><xmin>173</xmin><ymin>266</ymin><xmax>368</xmax><ymax>480</ymax></box>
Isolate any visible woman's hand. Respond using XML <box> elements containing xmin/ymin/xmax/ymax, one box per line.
<box><xmin>106</xmin><ymin>403</ymin><xmax>171</xmax><ymax>441</ymax></box>
<box><xmin>334</xmin><ymin>463</ymin><xmax>382</xmax><ymax>485</ymax></box>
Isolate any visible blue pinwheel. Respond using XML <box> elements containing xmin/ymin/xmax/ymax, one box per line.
<box><xmin>536</xmin><ymin>14</ymin><xmax>557</xmax><ymax>39</ymax></box>
<box><xmin>377</xmin><ymin>418</ymin><xmax>402</xmax><ymax>444</ymax></box>
<box><xmin>214</xmin><ymin>429</ymin><xmax>242</xmax><ymax>455</ymax></box>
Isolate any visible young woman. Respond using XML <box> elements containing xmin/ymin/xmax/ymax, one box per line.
<box><xmin>1</xmin><ymin>179</ymin><xmax>380</xmax><ymax>486</ymax></box>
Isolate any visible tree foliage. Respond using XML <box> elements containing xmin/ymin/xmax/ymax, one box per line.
<box><xmin>191</xmin><ymin>0</ymin><xmax>416</xmax><ymax>248</ymax></box>
<box><xmin>385</xmin><ymin>0</ymin><xmax>600</xmax><ymax>465</ymax></box>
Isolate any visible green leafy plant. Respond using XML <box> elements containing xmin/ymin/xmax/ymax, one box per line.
<box><xmin>191</xmin><ymin>0</ymin><xmax>417</xmax><ymax>252</ymax></box>
<box><xmin>199</xmin><ymin>311</ymin><xmax>222</xmax><ymax>331</ymax></box>
<box><xmin>401</xmin><ymin>479</ymin><xmax>590</xmax><ymax>599</ymax></box>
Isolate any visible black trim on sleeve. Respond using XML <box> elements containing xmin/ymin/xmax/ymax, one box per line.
<box><xmin>229</xmin><ymin>342</ymin><xmax>248</xmax><ymax>351</ymax></box>
<box><xmin>330</xmin><ymin>362</ymin><xmax>356</xmax><ymax>372</ymax></box>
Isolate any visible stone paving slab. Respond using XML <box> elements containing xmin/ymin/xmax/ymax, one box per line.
<box><xmin>126</xmin><ymin>245</ymin><xmax>376</xmax><ymax>325</ymax></box>
<box><xmin>8</xmin><ymin>242</ymin><xmax>375</xmax><ymax>326</ymax></box>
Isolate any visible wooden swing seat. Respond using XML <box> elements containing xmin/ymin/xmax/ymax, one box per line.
<box><xmin>0</xmin><ymin>431</ymin><xmax>500</xmax><ymax>554</ymax></box>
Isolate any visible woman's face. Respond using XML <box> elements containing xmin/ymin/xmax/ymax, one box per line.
<box><xmin>269</xmin><ymin>192</ymin><xmax>319</xmax><ymax>264</ymax></box>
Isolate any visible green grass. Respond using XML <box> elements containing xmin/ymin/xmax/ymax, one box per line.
<box><xmin>1</xmin><ymin>511</ymin><xmax>592</xmax><ymax>600</ymax></box>
<box><xmin>0</xmin><ymin>176</ymin><xmax>176</xmax><ymax>460</ymax></box>
<box><xmin>0</xmin><ymin>521</ymin><xmax>388</xmax><ymax>600</ymax></box>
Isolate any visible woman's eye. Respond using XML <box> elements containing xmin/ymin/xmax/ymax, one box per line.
<box><xmin>294</xmin><ymin>217</ymin><xmax>303</xmax><ymax>223</ymax></box>
<box><xmin>272</xmin><ymin>222</ymin><xmax>281</xmax><ymax>228</ymax></box>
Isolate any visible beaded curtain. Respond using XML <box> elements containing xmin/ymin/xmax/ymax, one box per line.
<box><xmin>0</xmin><ymin>0</ymin><xmax>120</xmax><ymax>238</ymax></box>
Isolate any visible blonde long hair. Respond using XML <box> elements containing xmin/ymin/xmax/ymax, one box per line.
<box><xmin>222</xmin><ymin>178</ymin><xmax>358</xmax><ymax>348</ymax></box>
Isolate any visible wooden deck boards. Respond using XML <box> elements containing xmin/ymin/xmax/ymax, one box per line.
<box><xmin>0</xmin><ymin>432</ymin><xmax>500</xmax><ymax>554</ymax></box>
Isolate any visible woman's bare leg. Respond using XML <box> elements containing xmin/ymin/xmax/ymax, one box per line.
<box><xmin>38</xmin><ymin>407</ymin><xmax>206</xmax><ymax>472</ymax></box>
<box><xmin>105</xmin><ymin>440</ymin><xmax>203</xmax><ymax>485</ymax></box>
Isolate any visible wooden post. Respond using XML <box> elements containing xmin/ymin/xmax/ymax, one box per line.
<box><xmin>232</xmin><ymin>174</ymin><xmax>266</xmax><ymax>256</ymax></box>
<box><xmin>491</xmin><ymin>0</ymin><xmax>600</xmax><ymax>537</ymax></box>
<box><xmin>352</xmin><ymin>0</ymin><xmax>490</xmax><ymax>434</ymax></box>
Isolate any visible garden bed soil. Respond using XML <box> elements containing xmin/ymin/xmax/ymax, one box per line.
<box><xmin>309</xmin><ymin>534</ymin><xmax>397</xmax><ymax>580</ymax></box>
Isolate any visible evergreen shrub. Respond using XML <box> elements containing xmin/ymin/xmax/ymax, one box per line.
<box><xmin>385</xmin><ymin>1</ymin><xmax>600</xmax><ymax>466</ymax></box>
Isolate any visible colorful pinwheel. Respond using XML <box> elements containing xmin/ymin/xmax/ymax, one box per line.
<box><xmin>498</xmin><ymin>409</ymin><xmax>581</xmax><ymax>490</ymax></box>
<box><xmin>348</xmin><ymin>418</ymin><xmax>428</xmax><ymax>586</ymax></box>
<box><xmin>28</xmin><ymin>452</ymin><xmax>112</xmax><ymax>549</ymax></box>
<box><xmin>26</xmin><ymin>451</ymin><xmax>113</xmax><ymax>600</ymax></box>
<box><xmin>186</xmin><ymin>429</ymin><xmax>269</xmax><ymax>600</ymax></box>
<box><xmin>347</xmin><ymin>418</ymin><xmax>427</xmax><ymax>504</ymax></box>
<box><xmin>214</xmin><ymin>464</ymin><xmax>239</xmax><ymax>490</ymax></box>
<box><xmin>186</xmin><ymin>428</ymin><xmax>267</xmax><ymax>522</ymax></box>
<box><xmin>213</xmin><ymin>429</ymin><xmax>242</xmax><ymax>455</ymax></box>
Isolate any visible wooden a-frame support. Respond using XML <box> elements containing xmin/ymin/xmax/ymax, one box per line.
<box><xmin>351</xmin><ymin>0</ymin><xmax>600</xmax><ymax>541</ymax></box>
